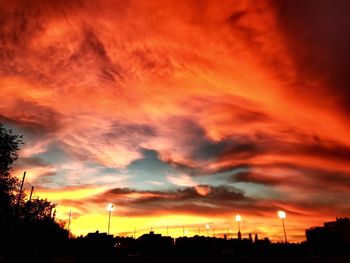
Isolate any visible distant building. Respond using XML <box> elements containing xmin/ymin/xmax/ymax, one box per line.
<box><xmin>136</xmin><ymin>231</ymin><xmax>174</xmax><ymax>256</ymax></box>
<box><xmin>306</xmin><ymin>217</ymin><xmax>350</xmax><ymax>247</ymax></box>
<box><xmin>86</xmin><ymin>230</ymin><xmax>114</xmax><ymax>241</ymax></box>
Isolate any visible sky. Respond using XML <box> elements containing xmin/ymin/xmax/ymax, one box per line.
<box><xmin>1</xmin><ymin>0</ymin><xmax>350</xmax><ymax>242</ymax></box>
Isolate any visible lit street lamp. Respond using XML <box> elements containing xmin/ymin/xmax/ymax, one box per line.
<box><xmin>278</xmin><ymin>210</ymin><xmax>287</xmax><ymax>243</ymax></box>
<box><xmin>206</xmin><ymin>224</ymin><xmax>210</xmax><ymax>236</ymax></box>
<box><xmin>235</xmin><ymin>214</ymin><xmax>242</xmax><ymax>239</ymax></box>
<box><xmin>107</xmin><ymin>203</ymin><xmax>114</xmax><ymax>235</ymax></box>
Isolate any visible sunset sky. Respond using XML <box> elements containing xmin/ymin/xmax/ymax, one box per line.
<box><xmin>1</xmin><ymin>0</ymin><xmax>350</xmax><ymax>242</ymax></box>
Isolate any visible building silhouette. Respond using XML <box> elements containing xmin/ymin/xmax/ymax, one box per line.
<box><xmin>306</xmin><ymin>217</ymin><xmax>350</xmax><ymax>253</ymax></box>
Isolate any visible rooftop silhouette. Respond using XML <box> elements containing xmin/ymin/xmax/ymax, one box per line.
<box><xmin>4</xmin><ymin>218</ymin><xmax>349</xmax><ymax>262</ymax></box>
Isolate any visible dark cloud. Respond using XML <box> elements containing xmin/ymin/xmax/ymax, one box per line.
<box><xmin>91</xmin><ymin>185</ymin><xmax>253</xmax><ymax>216</ymax></box>
<box><xmin>159</xmin><ymin>117</ymin><xmax>233</xmax><ymax>162</ymax></box>
<box><xmin>228</xmin><ymin>10</ymin><xmax>248</xmax><ymax>24</ymax></box>
<box><xmin>189</xmin><ymin>96</ymin><xmax>271</xmax><ymax>124</ymax></box>
<box><xmin>232</xmin><ymin>162</ymin><xmax>350</xmax><ymax>193</ymax></box>
<box><xmin>33</xmin><ymin>171</ymin><xmax>57</xmax><ymax>185</ymax></box>
<box><xmin>218</xmin><ymin>131</ymin><xmax>350</xmax><ymax>169</ymax></box>
<box><xmin>271</xmin><ymin>0</ymin><xmax>350</xmax><ymax>115</ymax></box>
<box><xmin>0</xmin><ymin>100</ymin><xmax>62</xmax><ymax>137</ymax></box>
<box><xmin>299</xmin><ymin>141</ymin><xmax>350</xmax><ymax>164</ymax></box>
<box><xmin>14</xmin><ymin>156</ymin><xmax>50</xmax><ymax>169</ymax></box>
<box><xmin>164</xmin><ymin>117</ymin><xmax>262</xmax><ymax>163</ymax></box>
<box><xmin>105</xmin><ymin>121</ymin><xmax>156</xmax><ymax>141</ymax></box>
<box><xmin>220</xmin><ymin>142</ymin><xmax>262</xmax><ymax>161</ymax></box>
<box><xmin>234</xmin><ymin>110</ymin><xmax>269</xmax><ymax>124</ymax></box>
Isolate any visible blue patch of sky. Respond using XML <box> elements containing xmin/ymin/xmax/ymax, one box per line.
<box><xmin>125</xmin><ymin>148</ymin><xmax>178</xmax><ymax>190</ymax></box>
<box><xmin>33</xmin><ymin>141</ymin><xmax>71</xmax><ymax>164</ymax></box>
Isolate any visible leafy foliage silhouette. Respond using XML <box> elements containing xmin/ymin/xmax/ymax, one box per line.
<box><xmin>0</xmin><ymin>124</ymin><xmax>23</xmax><ymax>176</ymax></box>
<box><xmin>0</xmin><ymin>124</ymin><xmax>23</xmax><ymax>223</ymax></box>
<box><xmin>0</xmin><ymin>124</ymin><xmax>68</xmax><ymax>260</ymax></box>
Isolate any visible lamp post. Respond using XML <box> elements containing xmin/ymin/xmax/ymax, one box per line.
<box><xmin>107</xmin><ymin>203</ymin><xmax>114</xmax><ymax>235</ymax></box>
<box><xmin>235</xmin><ymin>215</ymin><xmax>242</xmax><ymax>240</ymax></box>
<box><xmin>278</xmin><ymin>210</ymin><xmax>287</xmax><ymax>243</ymax></box>
<box><xmin>206</xmin><ymin>224</ymin><xmax>210</xmax><ymax>236</ymax></box>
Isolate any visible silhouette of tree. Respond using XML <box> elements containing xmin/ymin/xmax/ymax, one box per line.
<box><xmin>0</xmin><ymin>124</ymin><xmax>23</xmax><ymax>223</ymax></box>
<box><xmin>0</xmin><ymin>123</ymin><xmax>57</xmax><ymax>224</ymax></box>
<box><xmin>0</xmin><ymin>124</ymin><xmax>69</xmax><ymax>260</ymax></box>
<box><xmin>0</xmin><ymin>124</ymin><xmax>23</xmax><ymax>176</ymax></box>
<box><xmin>23</xmin><ymin>198</ymin><xmax>56</xmax><ymax>221</ymax></box>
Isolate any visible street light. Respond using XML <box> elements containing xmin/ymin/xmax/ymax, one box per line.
<box><xmin>235</xmin><ymin>214</ymin><xmax>242</xmax><ymax>240</ymax></box>
<box><xmin>206</xmin><ymin>224</ymin><xmax>210</xmax><ymax>236</ymax></box>
<box><xmin>107</xmin><ymin>203</ymin><xmax>114</xmax><ymax>235</ymax></box>
<box><xmin>277</xmin><ymin>210</ymin><xmax>287</xmax><ymax>243</ymax></box>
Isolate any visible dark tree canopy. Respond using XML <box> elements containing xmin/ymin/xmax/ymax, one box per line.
<box><xmin>0</xmin><ymin>123</ymin><xmax>69</xmax><ymax>259</ymax></box>
<box><xmin>0</xmin><ymin>123</ymin><xmax>60</xmax><ymax>225</ymax></box>
<box><xmin>24</xmin><ymin>198</ymin><xmax>56</xmax><ymax>221</ymax></box>
<box><xmin>0</xmin><ymin>124</ymin><xmax>23</xmax><ymax>221</ymax></box>
<box><xmin>0</xmin><ymin>124</ymin><xmax>23</xmax><ymax>177</ymax></box>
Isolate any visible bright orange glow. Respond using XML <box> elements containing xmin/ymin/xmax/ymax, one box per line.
<box><xmin>34</xmin><ymin>187</ymin><xmax>108</xmax><ymax>201</ymax></box>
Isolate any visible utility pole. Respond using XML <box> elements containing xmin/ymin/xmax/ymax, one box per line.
<box><xmin>52</xmin><ymin>209</ymin><xmax>56</xmax><ymax>222</ymax></box>
<box><xmin>281</xmin><ymin>217</ymin><xmax>288</xmax><ymax>243</ymax></box>
<box><xmin>29</xmin><ymin>186</ymin><xmax>34</xmax><ymax>201</ymax></box>
<box><xmin>68</xmin><ymin>210</ymin><xmax>72</xmax><ymax>238</ymax></box>
<box><xmin>108</xmin><ymin>210</ymin><xmax>112</xmax><ymax>235</ymax></box>
<box><xmin>106</xmin><ymin>203</ymin><xmax>114</xmax><ymax>235</ymax></box>
<box><xmin>278</xmin><ymin>210</ymin><xmax>288</xmax><ymax>243</ymax></box>
<box><xmin>17</xmin><ymin>171</ymin><xmax>26</xmax><ymax>206</ymax></box>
